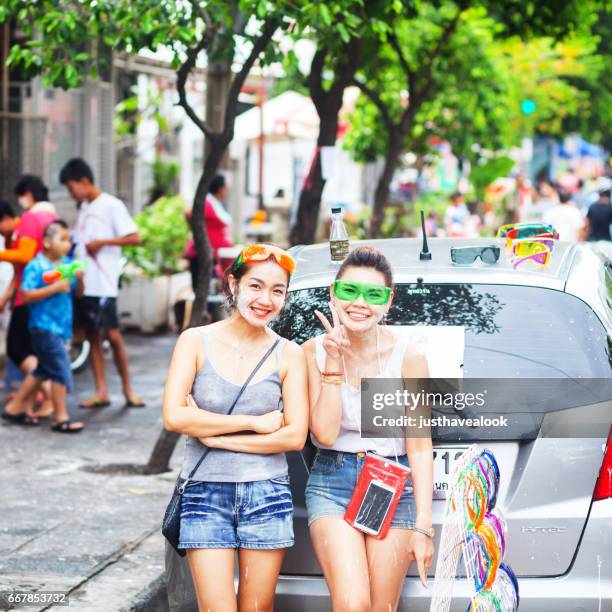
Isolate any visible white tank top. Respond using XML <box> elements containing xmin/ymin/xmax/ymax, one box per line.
<box><xmin>312</xmin><ymin>329</ymin><xmax>416</xmax><ymax>457</ymax></box>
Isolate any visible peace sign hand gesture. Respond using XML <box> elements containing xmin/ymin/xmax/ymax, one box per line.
<box><xmin>314</xmin><ymin>302</ymin><xmax>350</xmax><ymax>361</ymax></box>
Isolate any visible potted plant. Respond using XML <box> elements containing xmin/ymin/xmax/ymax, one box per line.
<box><xmin>118</xmin><ymin>194</ymin><xmax>191</xmax><ymax>332</ymax></box>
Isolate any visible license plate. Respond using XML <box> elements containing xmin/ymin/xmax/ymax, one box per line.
<box><xmin>433</xmin><ymin>446</ymin><xmax>468</xmax><ymax>499</ymax></box>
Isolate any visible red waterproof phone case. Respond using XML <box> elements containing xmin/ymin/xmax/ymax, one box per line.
<box><xmin>344</xmin><ymin>454</ymin><xmax>411</xmax><ymax>539</ymax></box>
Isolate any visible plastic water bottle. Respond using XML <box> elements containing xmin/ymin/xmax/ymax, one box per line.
<box><xmin>329</xmin><ymin>207</ymin><xmax>349</xmax><ymax>262</ymax></box>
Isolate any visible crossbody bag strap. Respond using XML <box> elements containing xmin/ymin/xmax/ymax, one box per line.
<box><xmin>179</xmin><ymin>337</ymin><xmax>281</xmax><ymax>493</ymax></box>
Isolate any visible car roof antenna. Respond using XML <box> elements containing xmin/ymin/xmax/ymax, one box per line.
<box><xmin>419</xmin><ymin>210</ymin><xmax>432</xmax><ymax>261</ymax></box>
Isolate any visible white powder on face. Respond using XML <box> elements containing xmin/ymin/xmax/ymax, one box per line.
<box><xmin>235</xmin><ymin>286</ymin><xmax>278</xmax><ymax>324</ymax></box>
<box><xmin>235</xmin><ymin>287</ymin><xmax>254</xmax><ymax>320</ymax></box>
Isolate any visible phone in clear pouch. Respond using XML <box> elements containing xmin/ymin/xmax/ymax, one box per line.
<box><xmin>352</xmin><ymin>479</ymin><xmax>397</xmax><ymax>536</ymax></box>
<box><xmin>345</xmin><ymin>453</ymin><xmax>411</xmax><ymax>539</ymax></box>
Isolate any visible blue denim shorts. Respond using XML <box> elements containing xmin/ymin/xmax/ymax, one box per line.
<box><xmin>179</xmin><ymin>475</ymin><xmax>294</xmax><ymax>549</ymax></box>
<box><xmin>30</xmin><ymin>329</ymin><xmax>73</xmax><ymax>391</ymax></box>
<box><xmin>305</xmin><ymin>449</ymin><xmax>416</xmax><ymax>529</ymax></box>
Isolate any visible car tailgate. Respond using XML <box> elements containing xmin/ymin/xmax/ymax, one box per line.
<box><xmin>281</xmin><ymin>438</ymin><xmax>604</xmax><ymax>578</ymax></box>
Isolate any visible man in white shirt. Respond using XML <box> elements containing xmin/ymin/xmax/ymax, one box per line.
<box><xmin>60</xmin><ymin>158</ymin><xmax>144</xmax><ymax>409</ymax></box>
<box><xmin>542</xmin><ymin>189</ymin><xmax>584</xmax><ymax>242</ymax></box>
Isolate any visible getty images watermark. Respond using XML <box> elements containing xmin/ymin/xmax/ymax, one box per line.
<box><xmin>370</xmin><ymin>388</ymin><xmax>508</xmax><ymax>429</ymax></box>
<box><xmin>360</xmin><ymin>378</ymin><xmax>612</xmax><ymax>440</ymax></box>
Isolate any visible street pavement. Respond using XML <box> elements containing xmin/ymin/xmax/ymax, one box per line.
<box><xmin>0</xmin><ymin>333</ymin><xmax>180</xmax><ymax>612</ymax></box>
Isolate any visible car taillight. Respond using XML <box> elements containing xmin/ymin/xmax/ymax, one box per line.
<box><xmin>593</xmin><ymin>427</ymin><xmax>612</xmax><ymax>501</ymax></box>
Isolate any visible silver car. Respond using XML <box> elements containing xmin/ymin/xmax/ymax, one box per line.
<box><xmin>167</xmin><ymin>238</ymin><xmax>612</xmax><ymax>611</ymax></box>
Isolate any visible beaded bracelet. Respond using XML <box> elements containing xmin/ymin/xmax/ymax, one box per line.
<box><xmin>321</xmin><ymin>371</ymin><xmax>343</xmax><ymax>377</ymax></box>
<box><xmin>321</xmin><ymin>373</ymin><xmax>344</xmax><ymax>384</ymax></box>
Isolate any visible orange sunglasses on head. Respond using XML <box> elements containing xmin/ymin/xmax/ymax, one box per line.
<box><xmin>232</xmin><ymin>244</ymin><xmax>296</xmax><ymax>275</ymax></box>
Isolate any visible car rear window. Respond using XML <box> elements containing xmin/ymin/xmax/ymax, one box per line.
<box><xmin>273</xmin><ymin>284</ymin><xmax>612</xmax><ymax>378</ymax></box>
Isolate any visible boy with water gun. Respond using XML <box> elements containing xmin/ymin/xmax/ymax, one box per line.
<box><xmin>11</xmin><ymin>220</ymin><xmax>86</xmax><ymax>433</ymax></box>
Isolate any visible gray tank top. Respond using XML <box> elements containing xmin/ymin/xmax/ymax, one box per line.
<box><xmin>180</xmin><ymin>330</ymin><xmax>288</xmax><ymax>483</ymax></box>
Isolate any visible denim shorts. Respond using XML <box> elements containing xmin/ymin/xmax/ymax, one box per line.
<box><xmin>179</xmin><ymin>475</ymin><xmax>294</xmax><ymax>549</ymax></box>
<box><xmin>30</xmin><ymin>329</ymin><xmax>73</xmax><ymax>391</ymax></box>
<box><xmin>305</xmin><ymin>449</ymin><xmax>416</xmax><ymax>529</ymax></box>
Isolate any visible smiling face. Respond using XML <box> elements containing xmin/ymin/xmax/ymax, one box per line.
<box><xmin>331</xmin><ymin>265</ymin><xmax>393</xmax><ymax>332</ymax></box>
<box><xmin>229</xmin><ymin>260</ymin><xmax>289</xmax><ymax>328</ymax></box>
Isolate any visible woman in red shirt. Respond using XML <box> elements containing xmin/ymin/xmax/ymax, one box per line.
<box><xmin>185</xmin><ymin>175</ymin><xmax>233</xmax><ymax>291</ymax></box>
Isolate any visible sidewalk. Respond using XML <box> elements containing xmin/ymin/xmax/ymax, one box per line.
<box><xmin>0</xmin><ymin>333</ymin><xmax>180</xmax><ymax>612</ymax></box>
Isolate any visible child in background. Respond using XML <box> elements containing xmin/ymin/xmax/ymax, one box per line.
<box><xmin>16</xmin><ymin>220</ymin><xmax>85</xmax><ymax>433</ymax></box>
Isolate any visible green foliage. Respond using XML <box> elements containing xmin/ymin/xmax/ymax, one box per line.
<box><xmin>114</xmin><ymin>91</ymin><xmax>180</xmax><ymax>201</ymax></box>
<box><xmin>347</xmin><ymin>202</ymin><xmax>408</xmax><ymax>240</ymax></box>
<box><xmin>124</xmin><ymin>196</ymin><xmax>190</xmax><ymax>278</ymax></box>
<box><xmin>408</xmin><ymin>191</ymin><xmax>450</xmax><ymax>225</ymax></box>
<box><xmin>560</xmin><ymin>7</ymin><xmax>611</xmax><ymax>150</ymax></box>
<box><xmin>343</xmin><ymin>0</ymin><xmax>606</xmax><ymax>202</ymax></box>
<box><xmin>345</xmin><ymin>5</ymin><xmax>518</xmax><ymax>164</ymax></box>
<box><xmin>1</xmin><ymin>0</ymin><xmax>294</xmax><ymax>89</ymax></box>
<box><xmin>114</xmin><ymin>95</ymin><xmax>140</xmax><ymax>137</ymax></box>
<box><xmin>293</xmin><ymin>1</ymin><xmax>385</xmax><ymax>43</ymax></box>
<box><xmin>345</xmin><ymin>191</ymin><xmax>453</xmax><ymax>239</ymax></box>
<box><xmin>114</xmin><ymin>92</ymin><xmax>171</xmax><ymax>139</ymax></box>
<box><xmin>275</xmin><ymin>1</ymin><xmax>399</xmax><ymax>103</ymax></box>
<box><xmin>150</xmin><ymin>160</ymin><xmax>181</xmax><ymax>200</ymax></box>
<box><xmin>486</xmin><ymin>0</ymin><xmax>599</xmax><ymax>39</ymax></box>
<box><xmin>469</xmin><ymin>156</ymin><xmax>515</xmax><ymax>202</ymax></box>
<box><xmin>498</xmin><ymin>35</ymin><xmax>604</xmax><ymax>137</ymax></box>
<box><xmin>3</xmin><ymin>0</ymin><xmax>195</xmax><ymax>87</ymax></box>
<box><xmin>343</xmin><ymin>96</ymin><xmax>386</xmax><ymax>163</ymax></box>
<box><xmin>410</xmin><ymin>7</ymin><xmax>516</xmax><ymax>158</ymax></box>
<box><xmin>1</xmin><ymin>0</ymin><xmax>381</xmax><ymax>91</ymax></box>
<box><xmin>271</xmin><ymin>49</ymin><xmax>309</xmax><ymax>97</ymax></box>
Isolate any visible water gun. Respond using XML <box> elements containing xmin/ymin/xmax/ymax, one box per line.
<box><xmin>42</xmin><ymin>261</ymin><xmax>87</xmax><ymax>284</ymax></box>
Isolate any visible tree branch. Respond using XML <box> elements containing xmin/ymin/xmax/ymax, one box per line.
<box><xmin>307</xmin><ymin>47</ymin><xmax>327</xmax><ymax>109</ymax></box>
<box><xmin>387</xmin><ymin>31</ymin><xmax>414</xmax><ymax>86</ymax></box>
<box><xmin>189</xmin><ymin>0</ymin><xmax>213</xmax><ymax>30</ymax></box>
<box><xmin>430</xmin><ymin>12</ymin><xmax>462</xmax><ymax>65</ymax></box>
<box><xmin>177</xmin><ymin>35</ymin><xmax>214</xmax><ymax>139</ymax></box>
<box><xmin>222</xmin><ymin>17</ymin><xmax>278</xmax><ymax>138</ymax></box>
<box><xmin>329</xmin><ymin>37</ymin><xmax>362</xmax><ymax>100</ymax></box>
<box><xmin>352</xmin><ymin>77</ymin><xmax>394</xmax><ymax>132</ymax></box>
<box><xmin>308</xmin><ymin>38</ymin><xmax>361</xmax><ymax>118</ymax></box>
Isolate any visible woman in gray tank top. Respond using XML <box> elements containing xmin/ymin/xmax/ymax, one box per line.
<box><xmin>163</xmin><ymin>244</ymin><xmax>309</xmax><ymax>612</ymax></box>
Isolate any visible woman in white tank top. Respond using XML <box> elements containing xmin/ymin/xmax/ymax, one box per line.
<box><xmin>303</xmin><ymin>246</ymin><xmax>434</xmax><ymax>612</ymax></box>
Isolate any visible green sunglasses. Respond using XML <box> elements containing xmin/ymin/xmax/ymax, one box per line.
<box><xmin>333</xmin><ymin>280</ymin><xmax>392</xmax><ymax>305</ymax></box>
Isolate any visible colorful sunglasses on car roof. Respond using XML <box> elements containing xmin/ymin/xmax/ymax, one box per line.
<box><xmin>511</xmin><ymin>238</ymin><xmax>555</xmax><ymax>270</ymax></box>
<box><xmin>511</xmin><ymin>237</ymin><xmax>555</xmax><ymax>257</ymax></box>
<box><xmin>506</xmin><ymin>227</ymin><xmax>559</xmax><ymax>242</ymax></box>
<box><xmin>506</xmin><ymin>233</ymin><xmax>555</xmax><ymax>253</ymax></box>
<box><xmin>496</xmin><ymin>223</ymin><xmax>558</xmax><ymax>239</ymax></box>
<box><xmin>500</xmin><ymin>224</ymin><xmax>559</xmax><ymax>252</ymax></box>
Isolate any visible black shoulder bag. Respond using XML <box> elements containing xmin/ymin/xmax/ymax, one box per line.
<box><xmin>162</xmin><ymin>338</ymin><xmax>280</xmax><ymax>556</ymax></box>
